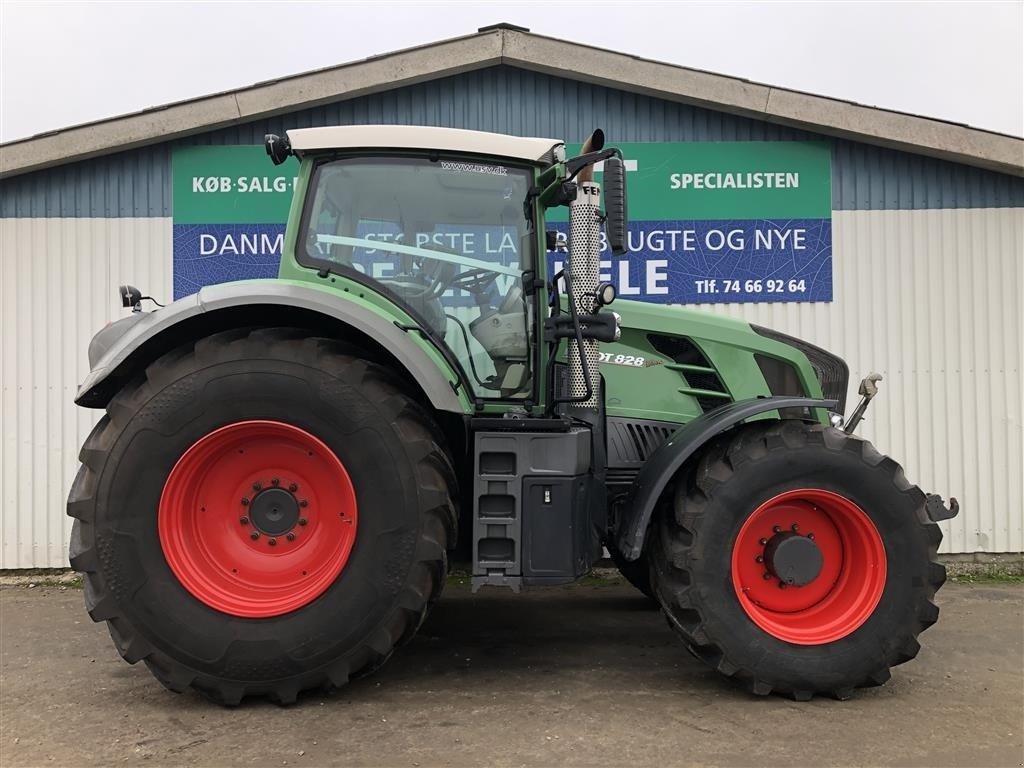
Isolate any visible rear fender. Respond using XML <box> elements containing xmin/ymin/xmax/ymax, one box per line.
<box><xmin>75</xmin><ymin>281</ymin><xmax>467</xmax><ymax>414</ymax></box>
<box><xmin>615</xmin><ymin>397</ymin><xmax>837</xmax><ymax>560</ymax></box>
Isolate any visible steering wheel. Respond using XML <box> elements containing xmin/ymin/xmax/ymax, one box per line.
<box><xmin>447</xmin><ymin>267</ymin><xmax>498</xmax><ymax>294</ymax></box>
<box><xmin>415</xmin><ymin>242</ymin><xmax>498</xmax><ymax>296</ymax></box>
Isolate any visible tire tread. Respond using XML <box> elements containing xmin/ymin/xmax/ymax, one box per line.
<box><xmin>67</xmin><ymin>327</ymin><xmax>456</xmax><ymax>705</ymax></box>
<box><xmin>650</xmin><ymin>421</ymin><xmax>948</xmax><ymax>701</ymax></box>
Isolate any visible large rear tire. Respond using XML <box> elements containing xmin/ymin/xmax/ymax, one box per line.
<box><xmin>650</xmin><ymin>420</ymin><xmax>946</xmax><ymax>700</ymax></box>
<box><xmin>67</xmin><ymin>328</ymin><xmax>457</xmax><ymax>704</ymax></box>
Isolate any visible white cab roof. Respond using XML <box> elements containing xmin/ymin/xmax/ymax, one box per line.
<box><xmin>286</xmin><ymin>125</ymin><xmax>564</xmax><ymax>163</ymax></box>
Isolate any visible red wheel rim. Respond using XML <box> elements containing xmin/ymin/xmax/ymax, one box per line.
<box><xmin>730</xmin><ymin>489</ymin><xmax>886</xmax><ymax>645</ymax></box>
<box><xmin>158</xmin><ymin>420</ymin><xmax>358</xmax><ymax>618</ymax></box>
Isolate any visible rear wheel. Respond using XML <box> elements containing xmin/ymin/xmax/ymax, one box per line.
<box><xmin>67</xmin><ymin>328</ymin><xmax>456</xmax><ymax>704</ymax></box>
<box><xmin>650</xmin><ymin>421</ymin><xmax>946</xmax><ymax>700</ymax></box>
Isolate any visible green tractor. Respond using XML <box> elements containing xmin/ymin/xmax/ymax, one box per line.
<box><xmin>68</xmin><ymin>126</ymin><xmax>958</xmax><ymax>704</ymax></box>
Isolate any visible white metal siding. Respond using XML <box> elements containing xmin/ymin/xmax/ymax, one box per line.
<box><xmin>0</xmin><ymin>208</ymin><xmax>1021</xmax><ymax>567</ymax></box>
<box><xmin>1</xmin><ymin>218</ymin><xmax>171</xmax><ymax>568</ymax></box>
<box><xmin>708</xmin><ymin>207</ymin><xmax>1024</xmax><ymax>554</ymax></box>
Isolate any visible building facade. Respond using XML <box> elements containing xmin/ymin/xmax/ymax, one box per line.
<box><xmin>2</xmin><ymin>26</ymin><xmax>1022</xmax><ymax>567</ymax></box>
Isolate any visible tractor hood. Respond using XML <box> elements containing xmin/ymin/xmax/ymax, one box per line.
<box><xmin>597</xmin><ymin>299</ymin><xmax>847</xmax><ymax>424</ymax></box>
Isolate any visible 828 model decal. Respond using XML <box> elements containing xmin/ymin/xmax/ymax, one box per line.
<box><xmin>598</xmin><ymin>352</ymin><xmax>662</xmax><ymax>368</ymax></box>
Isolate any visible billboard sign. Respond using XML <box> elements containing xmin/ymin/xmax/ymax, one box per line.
<box><xmin>171</xmin><ymin>141</ymin><xmax>832</xmax><ymax>303</ymax></box>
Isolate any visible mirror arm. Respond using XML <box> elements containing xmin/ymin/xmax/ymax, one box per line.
<box><xmin>538</xmin><ymin>148</ymin><xmax>624</xmax><ymax>210</ymax></box>
<box><xmin>537</xmin><ymin>161</ymin><xmax>565</xmax><ymax>188</ymax></box>
<box><xmin>563</xmin><ymin>148</ymin><xmax>621</xmax><ymax>181</ymax></box>
<box><xmin>538</xmin><ymin>178</ymin><xmax>576</xmax><ymax>209</ymax></box>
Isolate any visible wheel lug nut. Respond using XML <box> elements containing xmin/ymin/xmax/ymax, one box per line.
<box><xmin>298</xmin><ymin>518</ymin><xmax>308</xmax><ymax>526</ymax></box>
<box><xmin>778</xmin><ymin>582</ymin><xmax>788</xmax><ymax>589</ymax></box>
<box><xmin>241</xmin><ymin>497</ymin><xmax>250</xmax><ymax>506</ymax></box>
<box><xmin>759</xmin><ymin>538</ymin><xmax>768</xmax><ymax>545</ymax></box>
<box><xmin>755</xmin><ymin>555</ymin><xmax>764</xmax><ymax>563</ymax></box>
<box><xmin>286</xmin><ymin>533</ymin><xmax>295</xmax><ymax>541</ymax></box>
<box><xmin>239</xmin><ymin>516</ymin><xmax>249</xmax><ymax>525</ymax></box>
<box><xmin>299</xmin><ymin>499</ymin><xmax>308</xmax><ymax>508</ymax></box>
<box><xmin>271</xmin><ymin>478</ymin><xmax>279</xmax><ymax>486</ymax></box>
<box><xmin>791</xmin><ymin>523</ymin><xmax>799</xmax><ymax>532</ymax></box>
<box><xmin>250</xmin><ymin>531</ymin><xmax>260</xmax><ymax>540</ymax></box>
<box><xmin>807</xmin><ymin>533</ymin><xmax>815</xmax><ymax>540</ymax></box>
<box><xmin>772</xmin><ymin>526</ymin><xmax>782</xmax><ymax>533</ymax></box>
<box><xmin>253</xmin><ymin>481</ymin><xmax>262</xmax><ymax>491</ymax></box>
<box><xmin>762</xmin><ymin>572</ymin><xmax>772</xmax><ymax>580</ymax></box>
<box><xmin>268</xmin><ymin>538</ymin><xmax>277</xmax><ymax>546</ymax></box>
<box><xmin>288</xmin><ymin>483</ymin><xmax>298</xmax><ymax>492</ymax></box>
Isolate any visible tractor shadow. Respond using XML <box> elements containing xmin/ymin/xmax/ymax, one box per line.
<box><xmin>364</xmin><ymin>582</ymin><xmax>720</xmax><ymax>693</ymax></box>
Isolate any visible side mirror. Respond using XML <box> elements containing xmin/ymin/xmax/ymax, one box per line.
<box><xmin>264</xmin><ymin>134</ymin><xmax>292</xmax><ymax>166</ymax></box>
<box><xmin>603</xmin><ymin>156</ymin><xmax>628</xmax><ymax>256</ymax></box>
<box><xmin>119</xmin><ymin>284</ymin><xmax>142</xmax><ymax>311</ymax></box>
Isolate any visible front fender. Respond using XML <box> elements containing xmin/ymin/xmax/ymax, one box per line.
<box><xmin>75</xmin><ymin>280</ymin><xmax>467</xmax><ymax>414</ymax></box>
<box><xmin>615</xmin><ymin>397</ymin><xmax>837</xmax><ymax>560</ymax></box>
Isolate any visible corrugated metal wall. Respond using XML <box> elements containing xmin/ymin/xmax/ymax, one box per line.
<box><xmin>1</xmin><ymin>208</ymin><xmax>1020</xmax><ymax>566</ymax></box>
<box><xmin>0</xmin><ymin>218</ymin><xmax>172</xmax><ymax>568</ymax></box>
<box><xmin>4</xmin><ymin>67</ymin><xmax>1023</xmax><ymax>218</ymax></box>
<box><xmin>709</xmin><ymin>207</ymin><xmax>1023</xmax><ymax>554</ymax></box>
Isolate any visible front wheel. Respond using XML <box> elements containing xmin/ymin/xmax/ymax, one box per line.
<box><xmin>67</xmin><ymin>328</ymin><xmax>457</xmax><ymax>704</ymax></box>
<box><xmin>650</xmin><ymin>421</ymin><xmax>947</xmax><ymax>700</ymax></box>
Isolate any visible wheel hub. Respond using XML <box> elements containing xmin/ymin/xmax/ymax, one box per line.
<box><xmin>764</xmin><ymin>531</ymin><xmax>823</xmax><ymax>586</ymax></box>
<box><xmin>730</xmin><ymin>489</ymin><xmax>887</xmax><ymax>645</ymax></box>
<box><xmin>158</xmin><ymin>420</ymin><xmax>358</xmax><ymax>618</ymax></box>
<box><xmin>249</xmin><ymin>487</ymin><xmax>299</xmax><ymax>536</ymax></box>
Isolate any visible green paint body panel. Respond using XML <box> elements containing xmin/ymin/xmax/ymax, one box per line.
<box><xmin>170</xmin><ymin>274</ymin><xmax>475</xmax><ymax>413</ymax></box>
<box><xmin>601</xmin><ymin>300</ymin><xmax>824</xmax><ymax>425</ymax></box>
<box><xmin>271</xmin><ymin>153</ymin><xmax>825</xmax><ymax>424</ymax></box>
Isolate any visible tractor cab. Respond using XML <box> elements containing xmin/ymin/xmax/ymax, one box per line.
<box><xmin>267</xmin><ymin>125</ymin><xmax>628</xmax><ymax>412</ymax></box>
<box><xmin>295</xmin><ymin>151</ymin><xmax>538</xmax><ymax>399</ymax></box>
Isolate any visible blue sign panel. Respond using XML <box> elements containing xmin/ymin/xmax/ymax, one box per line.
<box><xmin>172</xmin><ymin>142</ymin><xmax>833</xmax><ymax>303</ymax></box>
<box><xmin>545</xmin><ymin>218</ymin><xmax>832</xmax><ymax>304</ymax></box>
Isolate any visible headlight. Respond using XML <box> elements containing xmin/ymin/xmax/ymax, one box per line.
<box><xmin>752</xmin><ymin>326</ymin><xmax>850</xmax><ymax>414</ymax></box>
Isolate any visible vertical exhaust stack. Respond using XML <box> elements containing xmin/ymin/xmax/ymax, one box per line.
<box><xmin>567</xmin><ymin>129</ymin><xmax>605</xmax><ymax>410</ymax></box>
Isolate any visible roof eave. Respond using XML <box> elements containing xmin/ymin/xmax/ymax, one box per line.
<box><xmin>500</xmin><ymin>30</ymin><xmax>1024</xmax><ymax>177</ymax></box>
<box><xmin>0</xmin><ymin>30</ymin><xmax>505</xmax><ymax>179</ymax></box>
<box><xmin>1</xmin><ymin>26</ymin><xmax>1021</xmax><ymax>180</ymax></box>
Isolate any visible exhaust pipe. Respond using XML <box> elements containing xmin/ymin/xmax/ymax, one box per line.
<box><xmin>566</xmin><ymin>130</ymin><xmax>605</xmax><ymax>409</ymax></box>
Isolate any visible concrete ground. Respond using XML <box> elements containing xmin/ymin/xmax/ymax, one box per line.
<box><xmin>1</xmin><ymin>579</ymin><xmax>1021</xmax><ymax>768</ymax></box>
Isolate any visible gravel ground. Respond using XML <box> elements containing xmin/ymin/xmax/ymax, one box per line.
<box><xmin>1</xmin><ymin>579</ymin><xmax>1021</xmax><ymax>768</ymax></box>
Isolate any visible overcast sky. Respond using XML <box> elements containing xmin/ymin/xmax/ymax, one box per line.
<box><xmin>1</xmin><ymin>1</ymin><xmax>1021</xmax><ymax>143</ymax></box>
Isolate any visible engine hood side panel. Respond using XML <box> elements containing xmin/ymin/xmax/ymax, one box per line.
<box><xmin>603</xmin><ymin>299</ymin><xmax>825</xmax><ymax>425</ymax></box>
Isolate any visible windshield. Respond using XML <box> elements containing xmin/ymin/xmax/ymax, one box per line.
<box><xmin>300</xmin><ymin>156</ymin><xmax>536</xmax><ymax>399</ymax></box>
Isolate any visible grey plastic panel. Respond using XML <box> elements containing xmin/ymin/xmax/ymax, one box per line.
<box><xmin>471</xmin><ymin>428</ymin><xmax>591</xmax><ymax>592</ymax></box>
<box><xmin>607</xmin><ymin>416</ymin><xmax>678</xmax><ymax>468</ymax></box>
<box><xmin>74</xmin><ymin>280</ymin><xmax>464</xmax><ymax>413</ymax></box>
<box><xmin>606</xmin><ymin>416</ymin><xmax>680</xmax><ymax>502</ymax></box>
<box><xmin>521</xmin><ymin>476</ymin><xmax>591</xmax><ymax>584</ymax></box>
